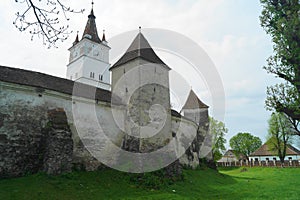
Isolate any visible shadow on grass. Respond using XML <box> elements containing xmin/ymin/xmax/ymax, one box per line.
<box><xmin>191</xmin><ymin>169</ymin><xmax>239</xmax><ymax>199</ymax></box>
<box><xmin>231</xmin><ymin>176</ymin><xmax>262</xmax><ymax>181</ymax></box>
<box><xmin>217</xmin><ymin>166</ymin><xmax>240</xmax><ymax>171</ymax></box>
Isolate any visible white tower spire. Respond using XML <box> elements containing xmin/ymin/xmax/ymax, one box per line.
<box><xmin>66</xmin><ymin>2</ymin><xmax>111</xmax><ymax>90</ymax></box>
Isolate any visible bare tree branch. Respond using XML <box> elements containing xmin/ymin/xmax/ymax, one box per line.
<box><xmin>13</xmin><ymin>0</ymin><xmax>84</xmax><ymax>48</ymax></box>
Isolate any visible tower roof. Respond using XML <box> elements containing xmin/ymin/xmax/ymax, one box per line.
<box><xmin>82</xmin><ymin>8</ymin><xmax>101</xmax><ymax>43</ymax></box>
<box><xmin>182</xmin><ymin>90</ymin><xmax>209</xmax><ymax>110</ymax></box>
<box><xmin>110</xmin><ymin>31</ymin><xmax>169</xmax><ymax>70</ymax></box>
<box><xmin>250</xmin><ymin>143</ymin><xmax>300</xmax><ymax>156</ymax></box>
<box><xmin>73</xmin><ymin>31</ymin><xmax>79</xmax><ymax>46</ymax></box>
<box><xmin>102</xmin><ymin>30</ymin><xmax>106</xmax><ymax>42</ymax></box>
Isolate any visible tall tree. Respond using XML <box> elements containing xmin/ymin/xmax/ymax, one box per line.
<box><xmin>260</xmin><ymin>0</ymin><xmax>300</xmax><ymax>135</ymax></box>
<box><xmin>229</xmin><ymin>132</ymin><xmax>262</xmax><ymax>160</ymax></box>
<box><xmin>267</xmin><ymin>112</ymin><xmax>295</xmax><ymax>164</ymax></box>
<box><xmin>209</xmin><ymin>117</ymin><xmax>227</xmax><ymax>161</ymax></box>
<box><xmin>14</xmin><ymin>0</ymin><xmax>84</xmax><ymax>47</ymax></box>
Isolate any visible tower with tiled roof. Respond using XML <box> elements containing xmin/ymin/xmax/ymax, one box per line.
<box><xmin>181</xmin><ymin>89</ymin><xmax>211</xmax><ymax>160</ymax></box>
<box><xmin>110</xmin><ymin>29</ymin><xmax>172</xmax><ymax>153</ymax></box>
<box><xmin>181</xmin><ymin>90</ymin><xmax>209</xmax><ymax>126</ymax></box>
<box><xmin>109</xmin><ymin>29</ymin><xmax>170</xmax><ymax>88</ymax></box>
<box><xmin>66</xmin><ymin>3</ymin><xmax>110</xmax><ymax>90</ymax></box>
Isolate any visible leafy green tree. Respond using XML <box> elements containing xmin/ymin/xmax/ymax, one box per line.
<box><xmin>267</xmin><ymin>112</ymin><xmax>295</xmax><ymax>164</ymax></box>
<box><xmin>209</xmin><ymin>117</ymin><xmax>227</xmax><ymax>161</ymax></box>
<box><xmin>260</xmin><ymin>0</ymin><xmax>300</xmax><ymax>135</ymax></box>
<box><xmin>229</xmin><ymin>132</ymin><xmax>262</xmax><ymax>160</ymax></box>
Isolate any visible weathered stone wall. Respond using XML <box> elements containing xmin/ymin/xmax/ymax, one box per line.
<box><xmin>117</xmin><ymin>60</ymin><xmax>172</xmax><ymax>153</ymax></box>
<box><xmin>0</xmin><ymin>66</ymin><xmax>211</xmax><ymax>177</ymax></box>
<box><xmin>181</xmin><ymin>107</ymin><xmax>212</xmax><ymax>163</ymax></box>
<box><xmin>0</xmin><ymin>85</ymin><xmax>73</xmax><ymax>177</ymax></box>
<box><xmin>42</xmin><ymin>108</ymin><xmax>73</xmax><ymax>175</ymax></box>
<box><xmin>0</xmin><ymin>81</ymin><xmax>95</xmax><ymax>176</ymax></box>
<box><xmin>0</xmin><ymin>92</ymin><xmax>47</xmax><ymax>177</ymax></box>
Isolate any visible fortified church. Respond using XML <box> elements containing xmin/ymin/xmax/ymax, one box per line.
<box><xmin>0</xmin><ymin>5</ymin><xmax>211</xmax><ymax>177</ymax></box>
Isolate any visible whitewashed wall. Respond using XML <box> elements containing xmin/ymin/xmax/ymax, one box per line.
<box><xmin>0</xmin><ymin>80</ymin><xmax>206</xmax><ymax>170</ymax></box>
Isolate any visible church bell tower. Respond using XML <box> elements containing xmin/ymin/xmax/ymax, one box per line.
<box><xmin>67</xmin><ymin>3</ymin><xmax>110</xmax><ymax>90</ymax></box>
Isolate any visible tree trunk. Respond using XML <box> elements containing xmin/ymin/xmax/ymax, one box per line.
<box><xmin>279</xmin><ymin>156</ymin><xmax>285</xmax><ymax>165</ymax></box>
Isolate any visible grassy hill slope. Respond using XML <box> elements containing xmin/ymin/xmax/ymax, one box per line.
<box><xmin>0</xmin><ymin>167</ymin><xmax>299</xmax><ymax>199</ymax></box>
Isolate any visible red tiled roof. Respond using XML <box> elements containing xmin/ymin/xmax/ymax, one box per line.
<box><xmin>250</xmin><ymin>143</ymin><xmax>300</xmax><ymax>156</ymax></box>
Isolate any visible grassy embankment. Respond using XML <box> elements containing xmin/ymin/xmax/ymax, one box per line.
<box><xmin>0</xmin><ymin>167</ymin><xmax>299</xmax><ymax>199</ymax></box>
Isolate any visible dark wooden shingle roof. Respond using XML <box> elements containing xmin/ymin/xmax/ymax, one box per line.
<box><xmin>110</xmin><ymin>32</ymin><xmax>170</xmax><ymax>70</ymax></box>
<box><xmin>0</xmin><ymin>65</ymin><xmax>182</xmax><ymax>118</ymax></box>
<box><xmin>182</xmin><ymin>90</ymin><xmax>209</xmax><ymax>110</ymax></box>
<box><xmin>0</xmin><ymin>65</ymin><xmax>111</xmax><ymax>102</ymax></box>
<box><xmin>82</xmin><ymin>8</ymin><xmax>101</xmax><ymax>43</ymax></box>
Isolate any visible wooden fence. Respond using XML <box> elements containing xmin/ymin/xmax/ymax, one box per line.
<box><xmin>217</xmin><ymin>160</ymin><xmax>300</xmax><ymax>167</ymax></box>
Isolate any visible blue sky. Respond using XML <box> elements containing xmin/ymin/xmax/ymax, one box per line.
<box><xmin>0</xmin><ymin>0</ymin><xmax>282</xmax><ymax>148</ymax></box>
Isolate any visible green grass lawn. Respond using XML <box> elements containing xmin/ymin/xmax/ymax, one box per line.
<box><xmin>0</xmin><ymin>167</ymin><xmax>299</xmax><ymax>199</ymax></box>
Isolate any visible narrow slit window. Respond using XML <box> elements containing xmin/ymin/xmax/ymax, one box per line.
<box><xmin>90</xmin><ymin>72</ymin><xmax>95</xmax><ymax>78</ymax></box>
